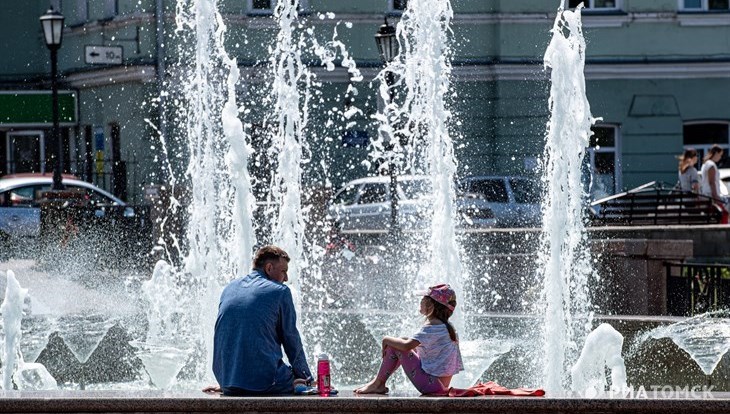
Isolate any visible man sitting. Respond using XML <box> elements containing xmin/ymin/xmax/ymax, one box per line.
<box><xmin>208</xmin><ymin>245</ymin><xmax>313</xmax><ymax>395</ymax></box>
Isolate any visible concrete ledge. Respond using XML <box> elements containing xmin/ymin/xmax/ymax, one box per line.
<box><xmin>0</xmin><ymin>391</ymin><xmax>729</xmax><ymax>413</ymax></box>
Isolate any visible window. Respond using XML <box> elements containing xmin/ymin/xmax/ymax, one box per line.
<box><xmin>7</xmin><ymin>185</ymin><xmax>49</xmax><ymax>207</ymax></box>
<box><xmin>358</xmin><ymin>184</ymin><xmax>388</xmax><ymax>204</ymax></box>
<box><xmin>390</xmin><ymin>0</ymin><xmax>408</xmax><ymax>11</ymax></box>
<box><xmin>468</xmin><ymin>179</ymin><xmax>509</xmax><ymax>203</ymax></box>
<box><xmin>586</xmin><ymin>125</ymin><xmax>621</xmax><ymax>200</ymax></box>
<box><xmin>6</xmin><ymin>131</ymin><xmax>45</xmax><ymax>174</ymax></box>
<box><xmin>399</xmin><ymin>179</ymin><xmax>431</xmax><ymax>200</ymax></box>
<box><xmin>333</xmin><ymin>185</ymin><xmax>359</xmax><ymax>206</ymax></box>
<box><xmin>70</xmin><ymin>0</ymin><xmax>89</xmax><ymax>25</ymax></box>
<box><xmin>680</xmin><ymin>0</ymin><xmax>730</xmax><ymax>10</ymax></box>
<box><xmin>683</xmin><ymin>121</ymin><xmax>730</xmax><ymax>167</ymax></box>
<box><xmin>248</xmin><ymin>0</ymin><xmax>308</xmax><ymax>15</ymax></box>
<box><xmin>9</xmin><ymin>187</ymin><xmax>36</xmax><ymax>206</ymax></box>
<box><xmin>102</xmin><ymin>0</ymin><xmax>117</xmax><ymax>19</ymax></box>
<box><xmin>509</xmin><ymin>178</ymin><xmax>541</xmax><ymax>204</ymax></box>
<box><xmin>568</xmin><ymin>0</ymin><xmax>622</xmax><ymax>10</ymax></box>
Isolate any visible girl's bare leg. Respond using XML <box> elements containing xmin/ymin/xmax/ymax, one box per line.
<box><xmin>353</xmin><ymin>378</ymin><xmax>389</xmax><ymax>394</ymax></box>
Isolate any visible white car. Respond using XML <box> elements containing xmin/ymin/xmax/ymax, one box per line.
<box><xmin>328</xmin><ymin>175</ymin><xmax>496</xmax><ymax>231</ymax></box>
<box><xmin>458</xmin><ymin>176</ymin><xmax>542</xmax><ymax>227</ymax></box>
<box><xmin>0</xmin><ymin>174</ymin><xmax>131</xmax><ymax>238</ymax></box>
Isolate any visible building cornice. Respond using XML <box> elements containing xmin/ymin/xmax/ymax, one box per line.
<box><xmin>62</xmin><ymin>10</ymin><xmax>730</xmax><ymax>35</ymax></box>
<box><xmin>65</xmin><ymin>13</ymin><xmax>154</xmax><ymax>36</ymax></box>
<box><xmin>62</xmin><ymin>61</ymin><xmax>730</xmax><ymax>88</ymax></box>
<box><xmin>240</xmin><ymin>60</ymin><xmax>730</xmax><ymax>83</ymax></box>
<box><xmin>65</xmin><ymin>65</ymin><xmax>156</xmax><ymax>88</ymax></box>
<box><xmin>585</xmin><ymin>61</ymin><xmax>730</xmax><ymax>80</ymax></box>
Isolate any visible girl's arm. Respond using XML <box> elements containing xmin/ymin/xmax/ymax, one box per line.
<box><xmin>709</xmin><ymin>167</ymin><xmax>720</xmax><ymax>200</ymax></box>
<box><xmin>382</xmin><ymin>336</ymin><xmax>420</xmax><ymax>352</ymax></box>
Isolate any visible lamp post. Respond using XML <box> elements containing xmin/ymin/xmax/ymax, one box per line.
<box><xmin>374</xmin><ymin>18</ymin><xmax>399</xmax><ymax>235</ymax></box>
<box><xmin>40</xmin><ymin>7</ymin><xmax>65</xmax><ymax>190</ymax></box>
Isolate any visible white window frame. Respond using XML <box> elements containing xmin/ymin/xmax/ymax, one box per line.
<box><xmin>247</xmin><ymin>0</ymin><xmax>309</xmax><ymax>15</ymax></box>
<box><xmin>587</xmin><ymin>124</ymin><xmax>622</xmax><ymax>198</ymax></box>
<box><xmin>569</xmin><ymin>0</ymin><xmax>623</xmax><ymax>10</ymax></box>
<box><xmin>6</xmin><ymin>131</ymin><xmax>46</xmax><ymax>174</ymax></box>
<box><xmin>679</xmin><ymin>0</ymin><xmax>730</xmax><ymax>11</ymax></box>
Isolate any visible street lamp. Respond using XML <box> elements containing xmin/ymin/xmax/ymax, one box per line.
<box><xmin>40</xmin><ymin>7</ymin><xmax>65</xmax><ymax>190</ymax></box>
<box><xmin>374</xmin><ymin>18</ymin><xmax>400</xmax><ymax>235</ymax></box>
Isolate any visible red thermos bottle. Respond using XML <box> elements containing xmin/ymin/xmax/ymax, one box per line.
<box><xmin>317</xmin><ymin>353</ymin><xmax>331</xmax><ymax>396</ymax></box>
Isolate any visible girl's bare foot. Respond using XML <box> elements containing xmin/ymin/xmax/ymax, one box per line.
<box><xmin>354</xmin><ymin>379</ymin><xmax>389</xmax><ymax>394</ymax></box>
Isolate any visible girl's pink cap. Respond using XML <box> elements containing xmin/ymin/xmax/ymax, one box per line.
<box><xmin>415</xmin><ymin>284</ymin><xmax>456</xmax><ymax>311</ymax></box>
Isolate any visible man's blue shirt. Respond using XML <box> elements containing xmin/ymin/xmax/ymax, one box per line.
<box><xmin>213</xmin><ymin>269</ymin><xmax>312</xmax><ymax>392</ymax></box>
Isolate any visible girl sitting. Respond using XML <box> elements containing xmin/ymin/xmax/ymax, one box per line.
<box><xmin>354</xmin><ymin>284</ymin><xmax>463</xmax><ymax>395</ymax></box>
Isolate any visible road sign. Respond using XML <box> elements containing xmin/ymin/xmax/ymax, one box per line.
<box><xmin>84</xmin><ymin>45</ymin><xmax>123</xmax><ymax>65</ymax></box>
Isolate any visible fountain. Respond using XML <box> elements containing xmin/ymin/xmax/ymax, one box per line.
<box><xmin>538</xmin><ymin>3</ymin><xmax>596</xmax><ymax>394</ymax></box>
<box><xmin>0</xmin><ymin>0</ymin><xmax>728</xmax><ymax>404</ymax></box>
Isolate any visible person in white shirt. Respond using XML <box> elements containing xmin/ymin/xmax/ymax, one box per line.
<box><xmin>699</xmin><ymin>144</ymin><xmax>727</xmax><ymax>207</ymax></box>
<box><xmin>354</xmin><ymin>284</ymin><xmax>464</xmax><ymax>395</ymax></box>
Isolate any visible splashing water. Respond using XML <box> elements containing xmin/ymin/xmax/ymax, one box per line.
<box><xmin>1</xmin><ymin>271</ymin><xmax>57</xmax><ymax>390</ymax></box>
<box><xmin>171</xmin><ymin>0</ymin><xmax>257</xmax><ymax>383</ymax></box>
<box><xmin>633</xmin><ymin>311</ymin><xmax>730</xmax><ymax>376</ymax></box>
<box><xmin>571</xmin><ymin>323</ymin><xmax>628</xmax><ymax>396</ymax></box>
<box><xmin>2</xmin><ymin>270</ymin><xmax>27</xmax><ymax>389</ymax></box>
<box><xmin>358</xmin><ymin>0</ymin><xmax>511</xmax><ymax>390</ymax></box>
<box><xmin>376</xmin><ymin>0</ymin><xmax>464</xmax><ymax>316</ymax></box>
<box><xmin>539</xmin><ymin>4</ymin><xmax>596</xmax><ymax>394</ymax></box>
<box><xmin>136</xmin><ymin>261</ymin><xmax>194</xmax><ymax>389</ymax></box>
<box><xmin>268</xmin><ymin>0</ymin><xmax>310</xmax><ymax>309</ymax></box>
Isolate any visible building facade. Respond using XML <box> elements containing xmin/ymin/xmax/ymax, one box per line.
<box><xmin>0</xmin><ymin>0</ymin><xmax>728</xmax><ymax>203</ymax></box>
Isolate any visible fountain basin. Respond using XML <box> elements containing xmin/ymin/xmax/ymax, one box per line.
<box><xmin>0</xmin><ymin>390</ymin><xmax>728</xmax><ymax>414</ymax></box>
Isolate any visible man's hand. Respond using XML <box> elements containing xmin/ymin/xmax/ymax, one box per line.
<box><xmin>294</xmin><ymin>377</ymin><xmax>315</xmax><ymax>387</ymax></box>
<box><xmin>202</xmin><ymin>384</ymin><xmax>221</xmax><ymax>393</ymax></box>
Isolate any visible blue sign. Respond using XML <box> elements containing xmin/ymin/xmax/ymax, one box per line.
<box><xmin>94</xmin><ymin>126</ymin><xmax>104</xmax><ymax>150</ymax></box>
<box><xmin>342</xmin><ymin>130</ymin><xmax>369</xmax><ymax>147</ymax></box>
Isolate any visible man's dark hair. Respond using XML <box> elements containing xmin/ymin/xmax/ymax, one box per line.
<box><xmin>253</xmin><ymin>245</ymin><xmax>290</xmax><ymax>268</ymax></box>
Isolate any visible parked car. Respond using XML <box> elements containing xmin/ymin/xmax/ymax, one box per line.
<box><xmin>457</xmin><ymin>175</ymin><xmax>542</xmax><ymax>227</ymax></box>
<box><xmin>327</xmin><ymin>175</ymin><xmax>496</xmax><ymax>231</ymax></box>
<box><xmin>0</xmin><ymin>174</ymin><xmax>132</xmax><ymax>238</ymax></box>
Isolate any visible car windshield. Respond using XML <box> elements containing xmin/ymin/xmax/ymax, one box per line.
<box><xmin>509</xmin><ymin>178</ymin><xmax>541</xmax><ymax>204</ymax></box>
<box><xmin>358</xmin><ymin>183</ymin><xmax>388</xmax><ymax>204</ymax></box>
<box><xmin>332</xmin><ymin>185</ymin><xmax>359</xmax><ymax>206</ymax></box>
<box><xmin>399</xmin><ymin>179</ymin><xmax>432</xmax><ymax>200</ymax></box>
<box><xmin>468</xmin><ymin>179</ymin><xmax>509</xmax><ymax>203</ymax></box>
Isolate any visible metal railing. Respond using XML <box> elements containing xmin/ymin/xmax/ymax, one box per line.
<box><xmin>665</xmin><ymin>262</ymin><xmax>730</xmax><ymax>316</ymax></box>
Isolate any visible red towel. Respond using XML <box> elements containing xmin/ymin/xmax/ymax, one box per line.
<box><xmin>448</xmin><ymin>381</ymin><xmax>545</xmax><ymax>397</ymax></box>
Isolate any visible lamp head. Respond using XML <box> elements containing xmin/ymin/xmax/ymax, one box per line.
<box><xmin>374</xmin><ymin>17</ymin><xmax>397</xmax><ymax>63</ymax></box>
<box><xmin>40</xmin><ymin>7</ymin><xmax>65</xmax><ymax>48</ymax></box>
